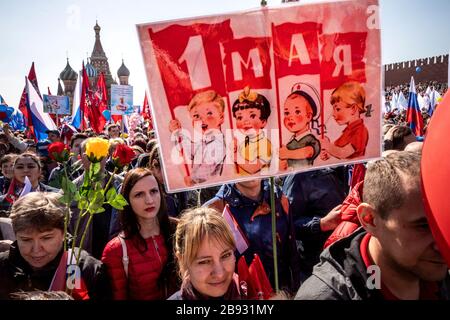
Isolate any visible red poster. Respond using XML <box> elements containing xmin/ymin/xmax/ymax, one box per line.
<box><xmin>138</xmin><ymin>0</ymin><xmax>381</xmax><ymax>192</ymax></box>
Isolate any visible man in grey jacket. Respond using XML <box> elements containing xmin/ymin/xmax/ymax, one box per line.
<box><xmin>296</xmin><ymin>151</ymin><xmax>450</xmax><ymax>300</ymax></box>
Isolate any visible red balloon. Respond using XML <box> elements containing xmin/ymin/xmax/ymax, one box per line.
<box><xmin>421</xmin><ymin>91</ymin><xmax>450</xmax><ymax>267</ymax></box>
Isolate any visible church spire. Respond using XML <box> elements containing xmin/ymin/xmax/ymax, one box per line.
<box><xmin>92</xmin><ymin>21</ymin><xmax>105</xmax><ymax>58</ymax></box>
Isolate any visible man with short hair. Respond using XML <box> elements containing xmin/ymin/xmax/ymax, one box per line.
<box><xmin>45</xmin><ymin>129</ymin><xmax>61</xmax><ymax>143</ymax></box>
<box><xmin>106</xmin><ymin>124</ymin><xmax>120</xmax><ymax>139</ymax></box>
<box><xmin>296</xmin><ymin>151</ymin><xmax>450</xmax><ymax>300</ymax></box>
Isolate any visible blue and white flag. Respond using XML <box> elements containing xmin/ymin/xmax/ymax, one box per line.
<box><xmin>428</xmin><ymin>89</ymin><xmax>442</xmax><ymax>116</ymax></box>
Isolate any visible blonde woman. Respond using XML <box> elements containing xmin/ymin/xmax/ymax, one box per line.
<box><xmin>169</xmin><ymin>207</ymin><xmax>245</xmax><ymax>300</ymax></box>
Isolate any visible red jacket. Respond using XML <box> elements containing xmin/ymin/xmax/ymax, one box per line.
<box><xmin>102</xmin><ymin>234</ymin><xmax>168</xmax><ymax>300</ymax></box>
<box><xmin>323</xmin><ymin>181</ymin><xmax>363</xmax><ymax>249</ymax></box>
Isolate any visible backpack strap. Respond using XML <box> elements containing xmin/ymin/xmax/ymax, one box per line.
<box><xmin>118</xmin><ymin>234</ymin><xmax>129</xmax><ymax>278</ymax></box>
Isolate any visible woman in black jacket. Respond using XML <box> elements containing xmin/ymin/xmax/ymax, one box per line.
<box><xmin>0</xmin><ymin>192</ymin><xmax>110</xmax><ymax>300</ymax></box>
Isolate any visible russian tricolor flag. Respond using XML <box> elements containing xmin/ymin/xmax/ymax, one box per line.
<box><xmin>26</xmin><ymin>77</ymin><xmax>57</xmax><ymax>141</ymax></box>
<box><xmin>406</xmin><ymin>76</ymin><xmax>424</xmax><ymax>137</ymax></box>
<box><xmin>71</xmin><ymin>71</ymin><xmax>82</xmax><ymax>129</ymax></box>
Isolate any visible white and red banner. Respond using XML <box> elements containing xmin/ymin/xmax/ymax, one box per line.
<box><xmin>137</xmin><ymin>0</ymin><xmax>381</xmax><ymax>192</ymax></box>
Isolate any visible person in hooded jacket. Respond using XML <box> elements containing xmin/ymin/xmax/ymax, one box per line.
<box><xmin>296</xmin><ymin>152</ymin><xmax>450</xmax><ymax>300</ymax></box>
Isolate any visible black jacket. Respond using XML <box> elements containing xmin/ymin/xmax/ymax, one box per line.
<box><xmin>295</xmin><ymin>228</ymin><xmax>450</xmax><ymax>300</ymax></box>
<box><xmin>0</xmin><ymin>241</ymin><xmax>111</xmax><ymax>300</ymax></box>
<box><xmin>282</xmin><ymin>168</ymin><xmax>347</xmax><ymax>278</ymax></box>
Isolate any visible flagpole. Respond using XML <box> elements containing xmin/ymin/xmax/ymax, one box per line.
<box><xmin>260</xmin><ymin>0</ymin><xmax>279</xmax><ymax>295</ymax></box>
<box><xmin>269</xmin><ymin>177</ymin><xmax>279</xmax><ymax>294</ymax></box>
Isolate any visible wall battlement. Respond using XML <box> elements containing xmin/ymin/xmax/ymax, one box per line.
<box><xmin>384</xmin><ymin>54</ymin><xmax>448</xmax><ymax>86</ymax></box>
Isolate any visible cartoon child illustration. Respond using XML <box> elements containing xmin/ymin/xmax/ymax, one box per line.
<box><xmin>169</xmin><ymin>90</ymin><xmax>226</xmax><ymax>186</ymax></box>
<box><xmin>232</xmin><ymin>86</ymin><xmax>272</xmax><ymax>175</ymax></box>
<box><xmin>279</xmin><ymin>83</ymin><xmax>321</xmax><ymax>170</ymax></box>
<box><xmin>320</xmin><ymin>81</ymin><xmax>369</xmax><ymax>160</ymax></box>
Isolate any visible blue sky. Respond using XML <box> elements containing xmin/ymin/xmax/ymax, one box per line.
<box><xmin>0</xmin><ymin>0</ymin><xmax>449</xmax><ymax>107</ymax></box>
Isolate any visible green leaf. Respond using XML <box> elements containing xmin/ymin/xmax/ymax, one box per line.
<box><xmin>115</xmin><ymin>194</ymin><xmax>128</xmax><ymax>206</ymax></box>
<box><xmin>59</xmin><ymin>192</ymin><xmax>71</xmax><ymax>205</ymax></box>
<box><xmin>92</xmin><ymin>207</ymin><xmax>106</xmax><ymax>214</ymax></box>
<box><xmin>78</xmin><ymin>198</ymin><xmax>89</xmax><ymax>210</ymax></box>
<box><xmin>106</xmin><ymin>187</ymin><xmax>117</xmax><ymax>203</ymax></box>
<box><xmin>87</xmin><ymin>189</ymin><xmax>105</xmax><ymax>213</ymax></box>
<box><xmin>92</xmin><ymin>162</ymin><xmax>101</xmax><ymax>175</ymax></box>
<box><xmin>109</xmin><ymin>194</ymin><xmax>128</xmax><ymax>210</ymax></box>
<box><xmin>67</xmin><ymin>179</ymin><xmax>77</xmax><ymax>194</ymax></box>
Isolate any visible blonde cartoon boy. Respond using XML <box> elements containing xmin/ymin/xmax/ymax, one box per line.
<box><xmin>169</xmin><ymin>90</ymin><xmax>226</xmax><ymax>186</ymax></box>
<box><xmin>320</xmin><ymin>81</ymin><xmax>369</xmax><ymax>160</ymax></box>
<box><xmin>232</xmin><ymin>87</ymin><xmax>272</xmax><ymax>175</ymax></box>
<box><xmin>279</xmin><ymin>84</ymin><xmax>321</xmax><ymax>170</ymax></box>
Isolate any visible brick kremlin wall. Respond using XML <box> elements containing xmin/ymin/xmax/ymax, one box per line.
<box><xmin>384</xmin><ymin>54</ymin><xmax>448</xmax><ymax>87</ymax></box>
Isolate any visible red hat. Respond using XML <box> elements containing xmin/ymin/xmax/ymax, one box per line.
<box><xmin>421</xmin><ymin>90</ymin><xmax>450</xmax><ymax>267</ymax></box>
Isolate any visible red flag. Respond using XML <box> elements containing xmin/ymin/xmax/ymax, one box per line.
<box><xmin>92</xmin><ymin>72</ymin><xmax>108</xmax><ymax>133</ymax></box>
<box><xmin>18</xmin><ymin>62</ymin><xmax>41</xmax><ymax>134</ymax></box>
<box><xmin>111</xmin><ymin>114</ymin><xmax>122</xmax><ymax>124</ymax></box>
<box><xmin>237</xmin><ymin>254</ymin><xmax>273</xmax><ymax>300</ymax></box>
<box><xmin>141</xmin><ymin>92</ymin><xmax>150</xmax><ymax>119</ymax></box>
<box><xmin>148</xmin><ymin>21</ymin><xmax>233</xmax><ymax>114</ymax></box>
<box><xmin>319</xmin><ymin>32</ymin><xmax>368</xmax><ymax>90</ymax></box>
<box><xmin>80</xmin><ymin>66</ymin><xmax>107</xmax><ymax>133</ymax></box>
<box><xmin>249</xmin><ymin>254</ymin><xmax>273</xmax><ymax>300</ymax></box>
<box><xmin>272</xmin><ymin>22</ymin><xmax>322</xmax><ymax>77</ymax></box>
<box><xmin>79</xmin><ymin>64</ymin><xmax>89</xmax><ymax>131</ymax></box>
<box><xmin>222</xmin><ymin>36</ymin><xmax>272</xmax><ymax>92</ymax></box>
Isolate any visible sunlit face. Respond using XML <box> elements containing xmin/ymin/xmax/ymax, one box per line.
<box><xmin>283</xmin><ymin>96</ymin><xmax>313</xmax><ymax>133</ymax></box>
<box><xmin>1</xmin><ymin>160</ymin><xmax>14</xmax><ymax>179</ymax></box>
<box><xmin>373</xmin><ymin>183</ymin><xmax>448</xmax><ymax>282</ymax></box>
<box><xmin>188</xmin><ymin>236</ymin><xmax>236</xmax><ymax>298</ymax></box>
<box><xmin>16</xmin><ymin>228</ymin><xmax>64</xmax><ymax>270</ymax></box>
<box><xmin>108</xmin><ymin>127</ymin><xmax>120</xmax><ymax>138</ymax></box>
<box><xmin>70</xmin><ymin>138</ymin><xmax>85</xmax><ymax>157</ymax></box>
<box><xmin>129</xmin><ymin>175</ymin><xmax>161</xmax><ymax>223</ymax></box>
<box><xmin>189</xmin><ymin>102</ymin><xmax>224</xmax><ymax>132</ymax></box>
<box><xmin>236</xmin><ymin>179</ymin><xmax>261</xmax><ymax>190</ymax></box>
<box><xmin>14</xmin><ymin>157</ymin><xmax>41</xmax><ymax>185</ymax></box>
<box><xmin>235</xmin><ymin>108</ymin><xmax>266</xmax><ymax>134</ymax></box>
<box><xmin>332</xmin><ymin>100</ymin><xmax>357</xmax><ymax>125</ymax></box>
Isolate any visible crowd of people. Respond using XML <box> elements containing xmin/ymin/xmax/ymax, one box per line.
<box><xmin>0</xmin><ymin>83</ymin><xmax>448</xmax><ymax>301</ymax></box>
